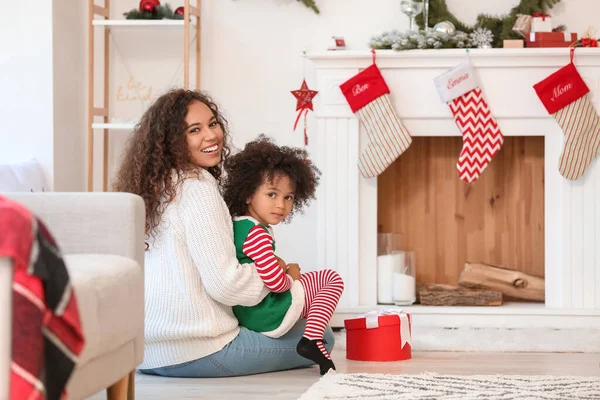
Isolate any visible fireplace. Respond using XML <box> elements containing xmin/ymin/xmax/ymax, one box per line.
<box><xmin>307</xmin><ymin>48</ymin><xmax>600</xmax><ymax>352</ymax></box>
<box><xmin>377</xmin><ymin>136</ymin><xmax>545</xmax><ymax>292</ymax></box>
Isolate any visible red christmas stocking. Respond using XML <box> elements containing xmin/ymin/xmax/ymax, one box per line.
<box><xmin>534</xmin><ymin>49</ymin><xmax>600</xmax><ymax>180</ymax></box>
<box><xmin>340</xmin><ymin>60</ymin><xmax>412</xmax><ymax>178</ymax></box>
<box><xmin>435</xmin><ymin>61</ymin><xmax>504</xmax><ymax>183</ymax></box>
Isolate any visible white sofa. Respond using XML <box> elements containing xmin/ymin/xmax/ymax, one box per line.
<box><xmin>0</xmin><ymin>159</ymin><xmax>49</xmax><ymax>192</ymax></box>
<box><xmin>0</xmin><ymin>193</ymin><xmax>145</xmax><ymax>400</ymax></box>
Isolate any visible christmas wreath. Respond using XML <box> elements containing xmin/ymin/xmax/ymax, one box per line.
<box><xmin>416</xmin><ymin>0</ymin><xmax>561</xmax><ymax>48</ymax></box>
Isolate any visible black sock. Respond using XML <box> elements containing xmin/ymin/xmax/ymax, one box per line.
<box><xmin>296</xmin><ymin>337</ymin><xmax>336</xmax><ymax>375</ymax></box>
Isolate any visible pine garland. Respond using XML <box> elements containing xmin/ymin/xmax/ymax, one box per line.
<box><xmin>417</xmin><ymin>0</ymin><xmax>561</xmax><ymax>48</ymax></box>
<box><xmin>298</xmin><ymin>0</ymin><xmax>319</xmax><ymax>14</ymax></box>
<box><xmin>371</xmin><ymin>30</ymin><xmax>472</xmax><ymax>51</ymax></box>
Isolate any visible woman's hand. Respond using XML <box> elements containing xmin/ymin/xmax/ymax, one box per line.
<box><xmin>286</xmin><ymin>263</ymin><xmax>301</xmax><ymax>281</ymax></box>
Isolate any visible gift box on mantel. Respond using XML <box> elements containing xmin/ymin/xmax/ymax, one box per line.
<box><xmin>512</xmin><ymin>14</ymin><xmax>532</xmax><ymax>37</ymax></box>
<box><xmin>526</xmin><ymin>31</ymin><xmax>578</xmax><ymax>48</ymax></box>
<box><xmin>531</xmin><ymin>12</ymin><xmax>552</xmax><ymax>33</ymax></box>
<box><xmin>344</xmin><ymin>309</ymin><xmax>412</xmax><ymax>361</ymax></box>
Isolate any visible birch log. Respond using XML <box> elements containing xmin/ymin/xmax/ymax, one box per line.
<box><xmin>458</xmin><ymin>262</ymin><xmax>545</xmax><ymax>302</ymax></box>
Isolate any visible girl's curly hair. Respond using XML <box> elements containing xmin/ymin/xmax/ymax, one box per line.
<box><xmin>223</xmin><ymin>135</ymin><xmax>321</xmax><ymax>221</ymax></box>
<box><xmin>112</xmin><ymin>89</ymin><xmax>231</xmax><ymax>239</ymax></box>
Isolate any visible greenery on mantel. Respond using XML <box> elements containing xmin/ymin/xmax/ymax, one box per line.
<box><xmin>418</xmin><ymin>0</ymin><xmax>561</xmax><ymax>48</ymax></box>
<box><xmin>297</xmin><ymin>0</ymin><xmax>563</xmax><ymax>35</ymax></box>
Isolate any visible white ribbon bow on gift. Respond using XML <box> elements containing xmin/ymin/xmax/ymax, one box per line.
<box><xmin>358</xmin><ymin>308</ymin><xmax>412</xmax><ymax>349</ymax></box>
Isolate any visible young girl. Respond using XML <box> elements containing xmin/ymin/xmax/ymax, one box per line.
<box><xmin>223</xmin><ymin>135</ymin><xmax>344</xmax><ymax>375</ymax></box>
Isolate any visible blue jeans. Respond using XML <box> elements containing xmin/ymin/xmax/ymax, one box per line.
<box><xmin>139</xmin><ymin>319</ymin><xmax>335</xmax><ymax>377</ymax></box>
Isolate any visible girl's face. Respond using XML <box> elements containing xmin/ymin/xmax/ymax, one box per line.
<box><xmin>185</xmin><ymin>100</ymin><xmax>224</xmax><ymax>168</ymax></box>
<box><xmin>246</xmin><ymin>174</ymin><xmax>295</xmax><ymax>226</ymax></box>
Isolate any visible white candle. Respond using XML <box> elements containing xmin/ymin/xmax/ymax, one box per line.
<box><xmin>377</xmin><ymin>255</ymin><xmax>394</xmax><ymax>304</ymax></box>
<box><xmin>393</xmin><ymin>272</ymin><xmax>416</xmax><ymax>305</ymax></box>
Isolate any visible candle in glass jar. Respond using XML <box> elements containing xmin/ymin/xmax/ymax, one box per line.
<box><xmin>377</xmin><ymin>253</ymin><xmax>403</xmax><ymax>304</ymax></box>
<box><xmin>392</xmin><ymin>272</ymin><xmax>416</xmax><ymax>305</ymax></box>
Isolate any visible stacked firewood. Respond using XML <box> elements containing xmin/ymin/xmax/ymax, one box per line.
<box><xmin>417</xmin><ymin>263</ymin><xmax>545</xmax><ymax>306</ymax></box>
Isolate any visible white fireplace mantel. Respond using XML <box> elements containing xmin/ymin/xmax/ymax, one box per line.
<box><xmin>306</xmin><ymin>48</ymin><xmax>600</xmax><ymax>352</ymax></box>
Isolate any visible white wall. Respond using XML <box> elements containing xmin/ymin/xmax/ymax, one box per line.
<box><xmin>100</xmin><ymin>0</ymin><xmax>597</xmax><ymax>270</ymax></box>
<box><xmin>0</xmin><ymin>1</ymin><xmax>86</xmax><ymax>192</ymax></box>
<box><xmin>0</xmin><ymin>2</ymin><xmax>54</xmax><ymax>186</ymax></box>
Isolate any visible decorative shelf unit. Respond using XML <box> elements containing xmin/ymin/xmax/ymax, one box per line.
<box><xmin>87</xmin><ymin>0</ymin><xmax>201</xmax><ymax>191</ymax></box>
<box><xmin>92</xmin><ymin>19</ymin><xmax>192</xmax><ymax>27</ymax></box>
<box><xmin>91</xmin><ymin>123</ymin><xmax>137</xmax><ymax>130</ymax></box>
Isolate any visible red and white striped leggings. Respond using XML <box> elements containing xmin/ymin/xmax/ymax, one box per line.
<box><xmin>299</xmin><ymin>269</ymin><xmax>344</xmax><ymax>340</ymax></box>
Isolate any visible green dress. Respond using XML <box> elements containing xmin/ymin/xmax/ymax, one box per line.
<box><xmin>232</xmin><ymin>217</ymin><xmax>293</xmax><ymax>333</ymax></box>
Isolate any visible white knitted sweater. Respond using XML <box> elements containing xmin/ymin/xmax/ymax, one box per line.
<box><xmin>140</xmin><ymin>169</ymin><xmax>269</xmax><ymax>369</ymax></box>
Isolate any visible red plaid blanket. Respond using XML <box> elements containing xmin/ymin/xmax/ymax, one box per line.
<box><xmin>0</xmin><ymin>196</ymin><xmax>85</xmax><ymax>400</ymax></box>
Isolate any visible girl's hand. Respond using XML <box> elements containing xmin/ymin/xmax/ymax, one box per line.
<box><xmin>275</xmin><ymin>256</ymin><xmax>287</xmax><ymax>272</ymax></box>
<box><xmin>286</xmin><ymin>263</ymin><xmax>301</xmax><ymax>281</ymax></box>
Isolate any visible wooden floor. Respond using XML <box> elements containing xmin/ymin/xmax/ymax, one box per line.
<box><xmin>90</xmin><ymin>333</ymin><xmax>600</xmax><ymax>400</ymax></box>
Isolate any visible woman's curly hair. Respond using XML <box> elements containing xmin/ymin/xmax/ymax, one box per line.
<box><xmin>113</xmin><ymin>89</ymin><xmax>231</xmax><ymax>239</ymax></box>
<box><xmin>223</xmin><ymin>135</ymin><xmax>321</xmax><ymax>221</ymax></box>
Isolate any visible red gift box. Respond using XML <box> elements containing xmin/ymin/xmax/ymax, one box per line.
<box><xmin>526</xmin><ymin>32</ymin><xmax>578</xmax><ymax>48</ymax></box>
<box><xmin>344</xmin><ymin>310</ymin><xmax>412</xmax><ymax>361</ymax></box>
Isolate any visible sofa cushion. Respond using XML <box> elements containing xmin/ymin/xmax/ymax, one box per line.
<box><xmin>0</xmin><ymin>159</ymin><xmax>49</xmax><ymax>192</ymax></box>
<box><xmin>64</xmin><ymin>254</ymin><xmax>143</xmax><ymax>365</ymax></box>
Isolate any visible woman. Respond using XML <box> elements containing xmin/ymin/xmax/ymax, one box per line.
<box><xmin>113</xmin><ymin>89</ymin><xmax>334</xmax><ymax>377</ymax></box>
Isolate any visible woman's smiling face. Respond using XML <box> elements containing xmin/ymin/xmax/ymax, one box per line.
<box><xmin>185</xmin><ymin>100</ymin><xmax>224</xmax><ymax>168</ymax></box>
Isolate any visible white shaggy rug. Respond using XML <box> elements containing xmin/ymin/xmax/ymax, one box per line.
<box><xmin>299</xmin><ymin>371</ymin><xmax>600</xmax><ymax>399</ymax></box>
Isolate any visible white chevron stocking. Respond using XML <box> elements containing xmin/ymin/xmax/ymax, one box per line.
<box><xmin>448</xmin><ymin>88</ymin><xmax>504</xmax><ymax>183</ymax></box>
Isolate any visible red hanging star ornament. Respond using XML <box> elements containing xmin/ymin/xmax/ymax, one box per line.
<box><xmin>291</xmin><ymin>79</ymin><xmax>318</xmax><ymax>145</ymax></box>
